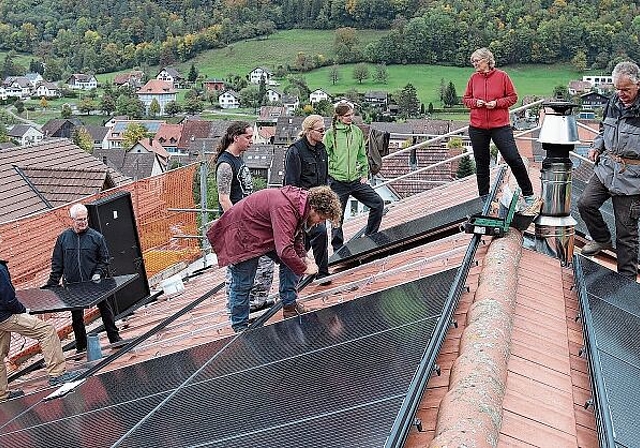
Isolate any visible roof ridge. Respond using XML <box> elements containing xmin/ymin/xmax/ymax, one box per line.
<box><xmin>429</xmin><ymin>229</ymin><xmax>523</xmax><ymax>447</ymax></box>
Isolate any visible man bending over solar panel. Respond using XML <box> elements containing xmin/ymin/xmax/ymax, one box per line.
<box><xmin>0</xmin><ymin>260</ymin><xmax>83</xmax><ymax>401</ymax></box>
<box><xmin>207</xmin><ymin>186</ymin><xmax>342</xmax><ymax>332</ymax></box>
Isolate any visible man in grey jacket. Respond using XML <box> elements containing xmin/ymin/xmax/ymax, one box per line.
<box><xmin>578</xmin><ymin>61</ymin><xmax>640</xmax><ymax>279</ymax></box>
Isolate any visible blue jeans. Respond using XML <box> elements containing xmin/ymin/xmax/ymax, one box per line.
<box><xmin>328</xmin><ymin>178</ymin><xmax>384</xmax><ymax>251</ymax></box>
<box><xmin>577</xmin><ymin>175</ymin><xmax>640</xmax><ymax>279</ymax></box>
<box><xmin>279</xmin><ymin>263</ymin><xmax>300</xmax><ymax>307</ymax></box>
<box><xmin>468</xmin><ymin>125</ymin><xmax>533</xmax><ymax>197</ymax></box>
<box><xmin>228</xmin><ymin>257</ymin><xmax>301</xmax><ymax>331</ymax></box>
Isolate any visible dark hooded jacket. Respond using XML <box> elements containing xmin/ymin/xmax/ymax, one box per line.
<box><xmin>0</xmin><ymin>260</ymin><xmax>26</xmax><ymax>323</ymax></box>
<box><xmin>206</xmin><ymin>186</ymin><xmax>309</xmax><ymax>275</ymax></box>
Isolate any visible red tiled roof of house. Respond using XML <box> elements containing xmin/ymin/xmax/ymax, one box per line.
<box><xmin>137</xmin><ymin>79</ymin><xmax>177</xmax><ymax>94</ymax></box>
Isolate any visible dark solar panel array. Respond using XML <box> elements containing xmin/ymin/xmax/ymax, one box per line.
<box><xmin>15</xmin><ymin>274</ymin><xmax>138</xmax><ymax>313</ymax></box>
<box><xmin>330</xmin><ymin>197</ymin><xmax>484</xmax><ymax>266</ymax></box>
<box><xmin>574</xmin><ymin>255</ymin><xmax>640</xmax><ymax>448</ymax></box>
<box><xmin>0</xmin><ymin>268</ymin><xmax>458</xmax><ymax>448</ymax></box>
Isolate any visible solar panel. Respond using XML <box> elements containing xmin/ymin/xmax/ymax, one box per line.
<box><xmin>0</xmin><ymin>268</ymin><xmax>458</xmax><ymax>448</ymax></box>
<box><xmin>15</xmin><ymin>274</ymin><xmax>138</xmax><ymax>313</ymax></box>
<box><xmin>574</xmin><ymin>255</ymin><xmax>640</xmax><ymax>448</ymax></box>
<box><xmin>330</xmin><ymin>197</ymin><xmax>483</xmax><ymax>266</ymax></box>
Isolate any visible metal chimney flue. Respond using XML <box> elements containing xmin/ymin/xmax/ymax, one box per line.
<box><xmin>534</xmin><ymin>101</ymin><xmax>579</xmax><ymax>266</ymax></box>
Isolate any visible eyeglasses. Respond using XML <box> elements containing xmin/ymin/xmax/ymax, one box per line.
<box><xmin>471</xmin><ymin>58</ymin><xmax>484</xmax><ymax>64</ymax></box>
<box><xmin>73</xmin><ymin>217</ymin><xmax>88</xmax><ymax>223</ymax></box>
<box><xmin>313</xmin><ymin>128</ymin><xmax>326</xmax><ymax>134</ymax></box>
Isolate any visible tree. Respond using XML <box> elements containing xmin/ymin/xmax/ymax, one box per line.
<box><xmin>13</xmin><ymin>100</ymin><xmax>25</xmax><ymax>114</ymax></box>
<box><xmin>188</xmin><ymin>63</ymin><xmax>198</xmax><ymax>85</ymax></box>
<box><xmin>428</xmin><ymin>102</ymin><xmax>434</xmax><ymax>115</ymax></box>
<box><xmin>239</xmin><ymin>85</ymin><xmax>262</xmax><ymax>112</ymax></box>
<box><xmin>149</xmin><ymin>98</ymin><xmax>161</xmax><ymax>117</ymax></box>
<box><xmin>373</xmin><ymin>64</ymin><xmax>388</xmax><ymax>84</ymax></box>
<box><xmin>553</xmin><ymin>84</ymin><xmax>570</xmax><ymax>100</ymax></box>
<box><xmin>352</xmin><ymin>63</ymin><xmax>370</xmax><ymax>84</ymax></box>
<box><xmin>329</xmin><ymin>65</ymin><xmax>340</xmax><ymax>85</ymax></box>
<box><xmin>73</xmin><ymin>127</ymin><xmax>94</xmax><ymax>153</ymax></box>
<box><xmin>78</xmin><ymin>97</ymin><xmax>95</xmax><ymax>115</ymax></box>
<box><xmin>396</xmin><ymin>83</ymin><xmax>420</xmax><ymax>118</ymax></box>
<box><xmin>122</xmin><ymin>123</ymin><xmax>149</xmax><ymax>150</ymax></box>
<box><xmin>61</xmin><ymin>103</ymin><xmax>73</xmax><ymax>119</ymax></box>
<box><xmin>443</xmin><ymin>81</ymin><xmax>458</xmax><ymax>107</ymax></box>
<box><xmin>184</xmin><ymin>96</ymin><xmax>204</xmax><ymax>115</ymax></box>
<box><xmin>571</xmin><ymin>49</ymin><xmax>587</xmax><ymax>72</ymax></box>
<box><xmin>100</xmin><ymin>94</ymin><xmax>116</xmax><ymax>116</ymax></box>
<box><xmin>40</xmin><ymin>97</ymin><xmax>49</xmax><ymax>112</ymax></box>
<box><xmin>165</xmin><ymin>101</ymin><xmax>182</xmax><ymax>116</ymax></box>
<box><xmin>314</xmin><ymin>99</ymin><xmax>334</xmax><ymax>117</ymax></box>
<box><xmin>456</xmin><ymin>155</ymin><xmax>476</xmax><ymax>179</ymax></box>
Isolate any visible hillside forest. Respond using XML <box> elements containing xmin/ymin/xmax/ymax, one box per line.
<box><xmin>0</xmin><ymin>0</ymin><xmax>638</xmax><ymax>77</ymax></box>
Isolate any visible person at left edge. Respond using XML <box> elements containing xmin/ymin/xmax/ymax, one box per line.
<box><xmin>44</xmin><ymin>203</ymin><xmax>122</xmax><ymax>354</ymax></box>
<box><xmin>206</xmin><ymin>185</ymin><xmax>342</xmax><ymax>332</ymax></box>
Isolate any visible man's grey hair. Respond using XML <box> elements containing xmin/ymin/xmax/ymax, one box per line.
<box><xmin>69</xmin><ymin>203</ymin><xmax>88</xmax><ymax>219</ymax></box>
<box><xmin>612</xmin><ymin>61</ymin><xmax>640</xmax><ymax>85</ymax></box>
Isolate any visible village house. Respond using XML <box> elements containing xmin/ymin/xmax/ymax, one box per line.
<box><xmin>66</xmin><ymin>73</ymin><xmax>98</xmax><ymax>90</ymax></box>
<box><xmin>218</xmin><ymin>90</ymin><xmax>240</xmax><ymax>109</ymax></box>
<box><xmin>136</xmin><ymin>80</ymin><xmax>178</xmax><ymax>116</ymax></box>
<box><xmin>156</xmin><ymin>67</ymin><xmax>184</xmax><ymax>89</ymax></box>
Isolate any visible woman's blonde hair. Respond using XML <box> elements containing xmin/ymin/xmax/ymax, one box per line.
<box><xmin>470</xmin><ymin>48</ymin><xmax>496</xmax><ymax>69</ymax></box>
<box><xmin>299</xmin><ymin>114</ymin><xmax>324</xmax><ymax>138</ymax></box>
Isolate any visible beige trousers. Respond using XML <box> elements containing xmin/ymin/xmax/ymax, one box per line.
<box><xmin>0</xmin><ymin>313</ymin><xmax>66</xmax><ymax>399</ymax></box>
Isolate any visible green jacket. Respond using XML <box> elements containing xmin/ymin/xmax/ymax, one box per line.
<box><xmin>324</xmin><ymin>122</ymin><xmax>369</xmax><ymax>182</ymax></box>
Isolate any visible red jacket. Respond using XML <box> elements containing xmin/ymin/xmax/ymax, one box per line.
<box><xmin>206</xmin><ymin>186</ymin><xmax>308</xmax><ymax>275</ymax></box>
<box><xmin>462</xmin><ymin>68</ymin><xmax>517</xmax><ymax>129</ymax></box>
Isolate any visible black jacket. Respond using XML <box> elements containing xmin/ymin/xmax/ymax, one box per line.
<box><xmin>47</xmin><ymin>228</ymin><xmax>110</xmax><ymax>286</ymax></box>
<box><xmin>0</xmin><ymin>260</ymin><xmax>26</xmax><ymax>323</ymax></box>
<box><xmin>284</xmin><ymin>137</ymin><xmax>328</xmax><ymax>189</ymax></box>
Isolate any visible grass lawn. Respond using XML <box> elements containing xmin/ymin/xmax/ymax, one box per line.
<box><xmin>303</xmin><ymin>63</ymin><xmax>581</xmax><ymax>106</ymax></box>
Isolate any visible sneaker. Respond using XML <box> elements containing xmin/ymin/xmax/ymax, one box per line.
<box><xmin>75</xmin><ymin>346</ymin><xmax>87</xmax><ymax>355</ymax></box>
<box><xmin>1</xmin><ymin>390</ymin><xmax>24</xmax><ymax>401</ymax></box>
<box><xmin>316</xmin><ymin>273</ymin><xmax>332</xmax><ymax>286</ymax></box>
<box><xmin>110</xmin><ymin>336</ymin><xmax>123</xmax><ymax>344</ymax></box>
<box><xmin>523</xmin><ymin>195</ymin><xmax>535</xmax><ymax>207</ymax></box>
<box><xmin>582</xmin><ymin>240</ymin><xmax>613</xmax><ymax>256</ymax></box>
<box><xmin>49</xmin><ymin>370</ymin><xmax>86</xmax><ymax>387</ymax></box>
<box><xmin>282</xmin><ymin>302</ymin><xmax>317</xmax><ymax>319</ymax></box>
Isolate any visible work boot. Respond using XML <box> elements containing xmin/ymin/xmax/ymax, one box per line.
<box><xmin>282</xmin><ymin>302</ymin><xmax>316</xmax><ymax>319</ymax></box>
<box><xmin>49</xmin><ymin>369</ymin><xmax>87</xmax><ymax>387</ymax></box>
<box><xmin>1</xmin><ymin>390</ymin><xmax>24</xmax><ymax>401</ymax></box>
<box><xmin>581</xmin><ymin>239</ymin><xmax>613</xmax><ymax>256</ymax></box>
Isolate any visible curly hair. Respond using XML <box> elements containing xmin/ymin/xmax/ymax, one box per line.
<box><xmin>213</xmin><ymin>121</ymin><xmax>252</xmax><ymax>163</ymax></box>
<box><xmin>307</xmin><ymin>186</ymin><xmax>342</xmax><ymax>227</ymax></box>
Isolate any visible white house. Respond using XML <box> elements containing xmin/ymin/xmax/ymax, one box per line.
<box><xmin>25</xmin><ymin>73</ymin><xmax>44</xmax><ymax>87</ymax></box>
<box><xmin>310</xmin><ymin>89</ymin><xmax>331</xmax><ymax>104</ymax></box>
<box><xmin>582</xmin><ymin>75</ymin><xmax>613</xmax><ymax>87</ymax></box>
<box><xmin>156</xmin><ymin>67</ymin><xmax>184</xmax><ymax>89</ymax></box>
<box><xmin>249</xmin><ymin>67</ymin><xmax>274</xmax><ymax>85</ymax></box>
<box><xmin>34</xmin><ymin>82</ymin><xmax>61</xmax><ymax>98</ymax></box>
<box><xmin>0</xmin><ymin>87</ymin><xmax>7</xmax><ymax>101</ymax></box>
<box><xmin>7</xmin><ymin>125</ymin><xmax>44</xmax><ymax>146</ymax></box>
<box><xmin>219</xmin><ymin>90</ymin><xmax>240</xmax><ymax>109</ymax></box>
<box><xmin>265</xmin><ymin>88</ymin><xmax>282</xmax><ymax>103</ymax></box>
<box><xmin>66</xmin><ymin>74</ymin><xmax>98</xmax><ymax>90</ymax></box>
<box><xmin>136</xmin><ymin>80</ymin><xmax>177</xmax><ymax>115</ymax></box>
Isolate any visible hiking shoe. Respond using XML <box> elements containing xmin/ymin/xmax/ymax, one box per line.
<box><xmin>582</xmin><ymin>240</ymin><xmax>613</xmax><ymax>256</ymax></box>
<box><xmin>1</xmin><ymin>390</ymin><xmax>24</xmax><ymax>401</ymax></box>
<box><xmin>49</xmin><ymin>370</ymin><xmax>86</xmax><ymax>387</ymax></box>
<box><xmin>75</xmin><ymin>346</ymin><xmax>86</xmax><ymax>355</ymax></box>
<box><xmin>523</xmin><ymin>195</ymin><xmax>535</xmax><ymax>207</ymax></box>
<box><xmin>316</xmin><ymin>274</ymin><xmax>332</xmax><ymax>286</ymax></box>
<box><xmin>282</xmin><ymin>302</ymin><xmax>316</xmax><ymax>319</ymax></box>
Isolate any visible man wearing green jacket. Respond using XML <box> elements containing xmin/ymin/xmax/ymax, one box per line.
<box><xmin>324</xmin><ymin>102</ymin><xmax>384</xmax><ymax>251</ymax></box>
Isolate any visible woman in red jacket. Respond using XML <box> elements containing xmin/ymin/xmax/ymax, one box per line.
<box><xmin>462</xmin><ymin>48</ymin><xmax>534</xmax><ymax>203</ymax></box>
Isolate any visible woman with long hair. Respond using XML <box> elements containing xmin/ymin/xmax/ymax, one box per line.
<box><xmin>324</xmin><ymin>103</ymin><xmax>384</xmax><ymax>251</ymax></box>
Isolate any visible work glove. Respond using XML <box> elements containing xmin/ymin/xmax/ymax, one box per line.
<box><xmin>91</xmin><ymin>273</ymin><xmax>101</xmax><ymax>283</ymax></box>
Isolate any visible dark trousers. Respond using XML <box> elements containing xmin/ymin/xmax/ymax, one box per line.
<box><xmin>468</xmin><ymin>125</ymin><xmax>534</xmax><ymax>197</ymax></box>
<box><xmin>329</xmin><ymin>178</ymin><xmax>384</xmax><ymax>251</ymax></box>
<box><xmin>306</xmin><ymin>222</ymin><xmax>329</xmax><ymax>277</ymax></box>
<box><xmin>577</xmin><ymin>175</ymin><xmax>640</xmax><ymax>279</ymax></box>
<box><xmin>71</xmin><ymin>298</ymin><xmax>120</xmax><ymax>349</ymax></box>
